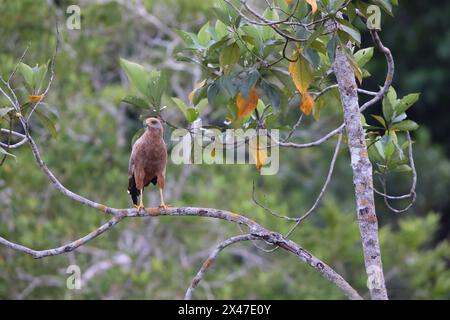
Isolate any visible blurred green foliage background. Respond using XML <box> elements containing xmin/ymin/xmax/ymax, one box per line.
<box><xmin>0</xmin><ymin>0</ymin><xmax>449</xmax><ymax>299</ymax></box>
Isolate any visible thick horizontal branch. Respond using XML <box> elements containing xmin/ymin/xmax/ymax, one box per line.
<box><xmin>0</xmin><ymin>204</ymin><xmax>362</xmax><ymax>299</ymax></box>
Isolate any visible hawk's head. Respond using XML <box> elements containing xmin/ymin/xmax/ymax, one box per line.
<box><xmin>144</xmin><ymin>117</ymin><xmax>163</xmax><ymax>134</ymax></box>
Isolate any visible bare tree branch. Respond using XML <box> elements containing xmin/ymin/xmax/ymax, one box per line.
<box><xmin>0</xmin><ymin>216</ymin><xmax>124</xmax><ymax>259</ymax></box>
<box><xmin>0</xmin><ymin>128</ymin><xmax>28</xmax><ymax>149</ymax></box>
<box><xmin>374</xmin><ymin>132</ymin><xmax>417</xmax><ymax>213</ymax></box>
<box><xmin>359</xmin><ymin>30</ymin><xmax>395</xmax><ymax>113</ymax></box>
<box><xmin>185</xmin><ymin>234</ymin><xmax>254</xmax><ymax>300</ymax></box>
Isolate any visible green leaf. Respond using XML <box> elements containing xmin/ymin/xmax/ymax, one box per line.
<box><xmin>208</xmin><ymin>36</ymin><xmax>231</xmax><ymax>53</ymax></box>
<box><xmin>33</xmin><ymin>62</ymin><xmax>48</xmax><ymax>91</ymax></box>
<box><xmin>18</xmin><ymin>62</ymin><xmax>34</xmax><ymax>88</ymax></box>
<box><xmin>396</xmin><ymin>93</ymin><xmax>420</xmax><ymax>115</ymax></box>
<box><xmin>220</xmin><ymin>74</ymin><xmax>238</xmax><ymax>97</ymax></box>
<box><xmin>148</xmin><ymin>70</ymin><xmax>167</xmax><ymax>107</ymax></box>
<box><xmin>270</xmin><ymin>68</ymin><xmax>296</xmax><ymax>92</ymax></box>
<box><xmin>122</xmin><ymin>95</ymin><xmax>149</xmax><ymax>109</ymax></box>
<box><xmin>172</xmin><ymin>97</ymin><xmax>189</xmax><ymax>119</ymax></box>
<box><xmin>207</xmin><ymin>81</ymin><xmax>220</xmax><ymax>104</ymax></box>
<box><xmin>260</xmin><ymin>80</ymin><xmax>281</xmax><ymax>113</ymax></box>
<box><xmin>338</xmin><ymin>22</ymin><xmax>361</xmax><ymax>45</ymax></box>
<box><xmin>382</xmin><ymin>135</ymin><xmax>395</xmax><ymax>159</ymax></box>
<box><xmin>391</xmin><ymin>164</ymin><xmax>412</xmax><ymax>173</ymax></box>
<box><xmin>327</xmin><ymin>35</ymin><xmax>339</xmax><ymax>64</ymax></box>
<box><xmin>120</xmin><ymin>58</ymin><xmax>150</xmax><ymax>97</ymax></box>
<box><xmin>0</xmin><ymin>146</ymin><xmax>16</xmax><ymax>158</ymax></box>
<box><xmin>354</xmin><ymin>47</ymin><xmax>374</xmax><ymax>68</ymax></box>
<box><xmin>215</xmin><ymin>20</ymin><xmax>228</xmax><ymax>39</ymax></box>
<box><xmin>0</xmin><ymin>107</ymin><xmax>14</xmax><ymax>118</ymax></box>
<box><xmin>345</xmin><ymin>49</ymin><xmax>363</xmax><ymax>84</ymax></box>
<box><xmin>186</xmin><ymin>109</ymin><xmax>199</xmax><ymax>123</ymax></box>
<box><xmin>175</xmin><ymin>30</ymin><xmax>197</xmax><ymax>46</ymax></box>
<box><xmin>382</xmin><ymin>87</ymin><xmax>397</xmax><ymax>122</ymax></box>
<box><xmin>261</xmin><ymin>8</ymin><xmax>279</xmax><ymax>41</ymax></box>
<box><xmin>172</xmin><ymin>97</ymin><xmax>198</xmax><ymax>123</ymax></box>
<box><xmin>372</xmin><ymin>0</ymin><xmax>393</xmax><ymax>16</ymax></box>
<box><xmin>304</xmin><ymin>48</ymin><xmax>320</xmax><ymax>69</ymax></box>
<box><xmin>34</xmin><ymin>109</ymin><xmax>57</xmax><ymax>138</ymax></box>
<box><xmin>197</xmin><ymin>22</ymin><xmax>211</xmax><ymax>47</ymax></box>
<box><xmin>374</xmin><ymin>139</ymin><xmax>385</xmax><ymax>160</ymax></box>
<box><xmin>391</xmin><ymin>120</ymin><xmax>419</xmax><ymax>132</ymax></box>
<box><xmin>239</xmin><ymin>71</ymin><xmax>259</xmax><ymax>100</ymax></box>
<box><xmin>219</xmin><ymin>43</ymin><xmax>240</xmax><ymax>75</ymax></box>
<box><xmin>192</xmin><ymin>84</ymin><xmax>208</xmax><ymax>106</ymax></box>
<box><xmin>387</xmin><ymin>86</ymin><xmax>397</xmax><ymax>104</ymax></box>
<box><xmin>371</xmin><ymin>114</ymin><xmax>387</xmax><ymax>128</ymax></box>
<box><xmin>195</xmin><ymin>99</ymin><xmax>208</xmax><ymax>114</ymax></box>
<box><xmin>241</xmin><ymin>25</ymin><xmax>263</xmax><ymax>52</ymax></box>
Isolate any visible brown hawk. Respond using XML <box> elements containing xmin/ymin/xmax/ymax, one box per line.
<box><xmin>128</xmin><ymin>117</ymin><xmax>167</xmax><ymax>209</ymax></box>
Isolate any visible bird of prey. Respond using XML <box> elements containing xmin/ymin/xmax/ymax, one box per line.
<box><xmin>128</xmin><ymin>117</ymin><xmax>168</xmax><ymax>209</ymax></box>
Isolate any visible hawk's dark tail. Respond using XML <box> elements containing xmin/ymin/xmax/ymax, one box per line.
<box><xmin>128</xmin><ymin>175</ymin><xmax>139</xmax><ymax>206</ymax></box>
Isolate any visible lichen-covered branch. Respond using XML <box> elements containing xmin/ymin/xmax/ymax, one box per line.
<box><xmin>0</xmin><ymin>217</ymin><xmax>123</xmax><ymax>258</ymax></box>
<box><xmin>333</xmin><ymin>45</ymin><xmax>388</xmax><ymax>300</ymax></box>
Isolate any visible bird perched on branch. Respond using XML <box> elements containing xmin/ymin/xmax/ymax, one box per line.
<box><xmin>128</xmin><ymin>117</ymin><xmax>168</xmax><ymax>209</ymax></box>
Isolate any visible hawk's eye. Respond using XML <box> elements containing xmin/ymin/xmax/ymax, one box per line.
<box><xmin>151</xmin><ymin>120</ymin><xmax>157</xmax><ymax>124</ymax></box>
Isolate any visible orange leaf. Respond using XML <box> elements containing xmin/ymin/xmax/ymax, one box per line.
<box><xmin>300</xmin><ymin>92</ymin><xmax>314</xmax><ymax>116</ymax></box>
<box><xmin>286</xmin><ymin>0</ymin><xmax>293</xmax><ymax>4</ymax></box>
<box><xmin>306</xmin><ymin>0</ymin><xmax>317</xmax><ymax>14</ymax></box>
<box><xmin>249</xmin><ymin>137</ymin><xmax>268</xmax><ymax>171</ymax></box>
<box><xmin>29</xmin><ymin>94</ymin><xmax>44</xmax><ymax>102</ymax></box>
<box><xmin>236</xmin><ymin>87</ymin><xmax>258</xmax><ymax>119</ymax></box>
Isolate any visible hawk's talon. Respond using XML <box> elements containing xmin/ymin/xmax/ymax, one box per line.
<box><xmin>133</xmin><ymin>204</ymin><xmax>145</xmax><ymax>210</ymax></box>
<box><xmin>159</xmin><ymin>204</ymin><xmax>171</xmax><ymax>209</ymax></box>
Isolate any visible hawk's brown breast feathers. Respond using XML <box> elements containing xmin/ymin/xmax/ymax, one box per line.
<box><xmin>128</xmin><ymin>117</ymin><xmax>167</xmax><ymax>205</ymax></box>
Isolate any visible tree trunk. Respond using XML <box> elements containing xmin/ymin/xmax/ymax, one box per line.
<box><xmin>333</xmin><ymin>46</ymin><xmax>388</xmax><ymax>300</ymax></box>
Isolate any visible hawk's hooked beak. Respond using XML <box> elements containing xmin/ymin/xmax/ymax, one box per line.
<box><xmin>143</xmin><ymin>123</ymin><xmax>149</xmax><ymax>129</ymax></box>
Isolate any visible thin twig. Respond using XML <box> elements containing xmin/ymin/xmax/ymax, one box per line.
<box><xmin>359</xmin><ymin>30</ymin><xmax>395</xmax><ymax>112</ymax></box>
<box><xmin>374</xmin><ymin>132</ymin><xmax>417</xmax><ymax>213</ymax></box>
<box><xmin>185</xmin><ymin>234</ymin><xmax>254</xmax><ymax>300</ymax></box>
<box><xmin>8</xmin><ymin>46</ymin><xmax>30</xmax><ymax>83</ymax></box>
<box><xmin>282</xmin><ymin>113</ymin><xmax>303</xmax><ymax>143</ymax></box>
<box><xmin>0</xmin><ymin>128</ymin><xmax>28</xmax><ymax>149</ymax></box>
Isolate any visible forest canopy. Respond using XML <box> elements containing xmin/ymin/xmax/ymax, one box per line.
<box><xmin>0</xmin><ymin>0</ymin><xmax>449</xmax><ymax>300</ymax></box>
